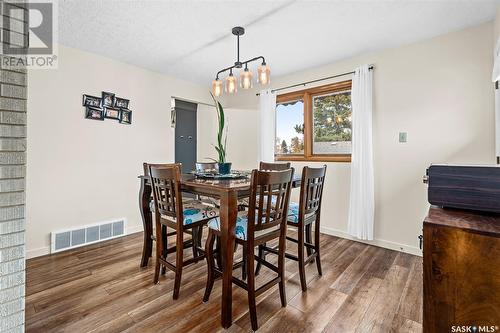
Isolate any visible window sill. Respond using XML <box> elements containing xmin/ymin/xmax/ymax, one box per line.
<box><xmin>275</xmin><ymin>155</ymin><xmax>351</xmax><ymax>163</ymax></box>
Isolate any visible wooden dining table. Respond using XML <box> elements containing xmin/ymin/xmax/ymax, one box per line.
<box><xmin>138</xmin><ymin>172</ymin><xmax>301</xmax><ymax>329</ymax></box>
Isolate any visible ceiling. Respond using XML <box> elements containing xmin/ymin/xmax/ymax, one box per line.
<box><xmin>59</xmin><ymin>0</ymin><xmax>498</xmax><ymax>85</ymax></box>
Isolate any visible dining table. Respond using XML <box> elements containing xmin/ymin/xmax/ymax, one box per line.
<box><xmin>138</xmin><ymin>171</ymin><xmax>301</xmax><ymax>329</ymax></box>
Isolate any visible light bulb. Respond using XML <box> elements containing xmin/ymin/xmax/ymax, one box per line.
<box><xmin>225</xmin><ymin>73</ymin><xmax>237</xmax><ymax>94</ymax></box>
<box><xmin>212</xmin><ymin>79</ymin><xmax>223</xmax><ymax>97</ymax></box>
<box><xmin>240</xmin><ymin>68</ymin><xmax>253</xmax><ymax>89</ymax></box>
<box><xmin>257</xmin><ymin>62</ymin><xmax>271</xmax><ymax>85</ymax></box>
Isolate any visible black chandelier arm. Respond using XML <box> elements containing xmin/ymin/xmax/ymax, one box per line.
<box><xmin>215</xmin><ymin>56</ymin><xmax>266</xmax><ymax>79</ymax></box>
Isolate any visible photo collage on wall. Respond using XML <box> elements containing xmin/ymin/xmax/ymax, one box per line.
<box><xmin>82</xmin><ymin>92</ymin><xmax>132</xmax><ymax>124</ymax></box>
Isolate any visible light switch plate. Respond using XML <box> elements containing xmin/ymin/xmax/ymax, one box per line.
<box><xmin>399</xmin><ymin>132</ymin><xmax>407</xmax><ymax>143</ymax></box>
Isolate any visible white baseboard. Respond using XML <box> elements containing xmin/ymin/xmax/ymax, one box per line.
<box><xmin>320</xmin><ymin>226</ymin><xmax>422</xmax><ymax>257</ymax></box>
<box><xmin>26</xmin><ymin>246</ymin><xmax>50</xmax><ymax>259</ymax></box>
<box><xmin>26</xmin><ymin>224</ymin><xmax>146</xmax><ymax>259</ymax></box>
<box><xmin>27</xmin><ymin>224</ymin><xmax>421</xmax><ymax>259</ymax></box>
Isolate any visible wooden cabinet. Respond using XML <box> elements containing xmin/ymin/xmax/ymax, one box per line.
<box><xmin>423</xmin><ymin>206</ymin><xmax>500</xmax><ymax>333</ymax></box>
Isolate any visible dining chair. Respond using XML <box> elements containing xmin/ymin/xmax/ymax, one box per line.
<box><xmin>256</xmin><ymin>165</ymin><xmax>327</xmax><ymax>291</ymax></box>
<box><xmin>203</xmin><ymin>168</ymin><xmax>294</xmax><ymax>331</ymax></box>
<box><xmin>194</xmin><ymin>162</ymin><xmax>220</xmax><ymax>208</ymax></box>
<box><xmin>149</xmin><ymin>163</ymin><xmax>219</xmax><ymax>299</ymax></box>
<box><xmin>238</xmin><ymin>162</ymin><xmax>291</xmax><ymax>208</ymax></box>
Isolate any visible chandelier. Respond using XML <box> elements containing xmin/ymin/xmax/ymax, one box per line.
<box><xmin>212</xmin><ymin>26</ymin><xmax>270</xmax><ymax>96</ymax></box>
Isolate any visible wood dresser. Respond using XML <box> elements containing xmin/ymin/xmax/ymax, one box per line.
<box><xmin>423</xmin><ymin>206</ymin><xmax>500</xmax><ymax>332</ymax></box>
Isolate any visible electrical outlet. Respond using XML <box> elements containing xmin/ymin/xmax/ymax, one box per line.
<box><xmin>399</xmin><ymin>132</ymin><xmax>407</xmax><ymax>143</ymax></box>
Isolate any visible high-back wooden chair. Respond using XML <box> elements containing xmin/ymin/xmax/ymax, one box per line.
<box><xmin>259</xmin><ymin>161</ymin><xmax>291</xmax><ymax>171</ymax></box>
<box><xmin>149</xmin><ymin>163</ymin><xmax>219</xmax><ymax>299</ymax></box>
<box><xmin>203</xmin><ymin>168</ymin><xmax>294</xmax><ymax>331</ymax></box>
<box><xmin>257</xmin><ymin>165</ymin><xmax>327</xmax><ymax>291</ymax></box>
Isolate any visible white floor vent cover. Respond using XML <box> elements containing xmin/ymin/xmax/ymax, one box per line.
<box><xmin>51</xmin><ymin>219</ymin><xmax>127</xmax><ymax>253</ymax></box>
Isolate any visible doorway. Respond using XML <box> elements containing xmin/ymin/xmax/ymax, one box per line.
<box><xmin>174</xmin><ymin>99</ymin><xmax>197</xmax><ymax>174</ymax></box>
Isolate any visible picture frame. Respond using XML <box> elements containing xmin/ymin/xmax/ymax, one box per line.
<box><xmin>82</xmin><ymin>94</ymin><xmax>102</xmax><ymax>107</ymax></box>
<box><xmin>119</xmin><ymin>109</ymin><xmax>132</xmax><ymax>124</ymax></box>
<box><xmin>85</xmin><ymin>106</ymin><xmax>104</xmax><ymax>121</ymax></box>
<box><xmin>114</xmin><ymin>97</ymin><xmax>129</xmax><ymax>109</ymax></box>
<box><xmin>104</xmin><ymin>107</ymin><xmax>120</xmax><ymax>120</ymax></box>
<box><xmin>102</xmin><ymin>91</ymin><xmax>115</xmax><ymax>108</ymax></box>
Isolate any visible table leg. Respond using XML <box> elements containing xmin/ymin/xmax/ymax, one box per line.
<box><xmin>139</xmin><ymin>178</ymin><xmax>153</xmax><ymax>267</ymax></box>
<box><xmin>220</xmin><ymin>190</ymin><xmax>238</xmax><ymax>329</ymax></box>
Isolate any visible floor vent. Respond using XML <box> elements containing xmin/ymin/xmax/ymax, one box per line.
<box><xmin>51</xmin><ymin>219</ymin><xmax>127</xmax><ymax>253</ymax></box>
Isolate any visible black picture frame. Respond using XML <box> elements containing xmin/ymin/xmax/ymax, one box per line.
<box><xmin>104</xmin><ymin>107</ymin><xmax>120</xmax><ymax>120</ymax></box>
<box><xmin>114</xmin><ymin>97</ymin><xmax>129</xmax><ymax>109</ymax></box>
<box><xmin>85</xmin><ymin>106</ymin><xmax>104</xmax><ymax>121</ymax></box>
<box><xmin>119</xmin><ymin>109</ymin><xmax>132</xmax><ymax>124</ymax></box>
<box><xmin>82</xmin><ymin>94</ymin><xmax>102</xmax><ymax>107</ymax></box>
<box><xmin>102</xmin><ymin>91</ymin><xmax>115</xmax><ymax>108</ymax></box>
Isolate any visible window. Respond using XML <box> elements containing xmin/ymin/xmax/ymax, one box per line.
<box><xmin>275</xmin><ymin>80</ymin><xmax>352</xmax><ymax>162</ymax></box>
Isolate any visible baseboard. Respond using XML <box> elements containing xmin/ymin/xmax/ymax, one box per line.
<box><xmin>26</xmin><ymin>246</ymin><xmax>50</xmax><ymax>259</ymax></box>
<box><xmin>26</xmin><ymin>224</ymin><xmax>146</xmax><ymax>259</ymax></box>
<box><xmin>27</xmin><ymin>224</ymin><xmax>421</xmax><ymax>259</ymax></box>
<box><xmin>320</xmin><ymin>226</ymin><xmax>422</xmax><ymax>257</ymax></box>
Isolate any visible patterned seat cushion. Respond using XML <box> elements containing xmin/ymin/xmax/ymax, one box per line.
<box><xmin>286</xmin><ymin>201</ymin><xmax>300</xmax><ymax>223</ymax></box>
<box><xmin>238</xmin><ymin>198</ymin><xmax>306</xmax><ymax>224</ymax></box>
<box><xmin>207</xmin><ymin>211</ymin><xmax>279</xmax><ymax>241</ymax></box>
<box><xmin>161</xmin><ymin>200</ymin><xmax>219</xmax><ymax>226</ymax></box>
<box><xmin>286</xmin><ymin>201</ymin><xmax>316</xmax><ymax>224</ymax></box>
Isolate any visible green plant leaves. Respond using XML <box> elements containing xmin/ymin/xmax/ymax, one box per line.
<box><xmin>210</xmin><ymin>92</ymin><xmax>227</xmax><ymax>163</ymax></box>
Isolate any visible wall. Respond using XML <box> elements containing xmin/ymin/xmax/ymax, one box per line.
<box><xmin>495</xmin><ymin>6</ymin><xmax>500</xmax><ymax>46</ymax></box>
<box><xmin>221</xmin><ymin>22</ymin><xmax>495</xmax><ymax>255</ymax></box>
<box><xmin>197</xmin><ymin>104</ymin><xmax>259</xmax><ymax>171</ymax></box>
<box><xmin>0</xmin><ymin>1</ymin><xmax>28</xmax><ymax>331</ymax></box>
<box><xmin>26</xmin><ymin>45</ymin><xmax>211</xmax><ymax>257</ymax></box>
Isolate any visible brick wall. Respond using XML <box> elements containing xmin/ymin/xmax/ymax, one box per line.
<box><xmin>0</xmin><ymin>1</ymin><xmax>27</xmax><ymax>332</ymax></box>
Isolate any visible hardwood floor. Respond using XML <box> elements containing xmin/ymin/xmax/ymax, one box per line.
<box><xmin>26</xmin><ymin>231</ymin><xmax>422</xmax><ymax>333</ymax></box>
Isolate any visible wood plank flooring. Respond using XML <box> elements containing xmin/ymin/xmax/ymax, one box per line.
<box><xmin>26</xmin><ymin>231</ymin><xmax>422</xmax><ymax>333</ymax></box>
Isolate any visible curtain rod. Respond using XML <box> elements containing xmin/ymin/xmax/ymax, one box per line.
<box><xmin>255</xmin><ymin>65</ymin><xmax>374</xmax><ymax>96</ymax></box>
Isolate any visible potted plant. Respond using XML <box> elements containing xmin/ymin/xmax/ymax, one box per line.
<box><xmin>210</xmin><ymin>93</ymin><xmax>231</xmax><ymax>174</ymax></box>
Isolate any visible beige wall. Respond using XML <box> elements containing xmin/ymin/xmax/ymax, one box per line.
<box><xmin>197</xmin><ymin>104</ymin><xmax>260</xmax><ymax>171</ymax></box>
<box><xmin>221</xmin><ymin>22</ymin><xmax>495</xmax><ymax>255</ymax></box>
<box><xmin>26</xmin><ymin>45</ymin><xmax>211</xmax><ymax>257</ymax></box>
<box><xmin>495</xmin><ymin>6</ymin><xmax>500</xmax><ymax>46</ymax></box>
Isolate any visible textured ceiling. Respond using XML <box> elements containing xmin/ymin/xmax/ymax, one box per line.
<box><xmin>59</xmin><ymin>0</ymin><xmax>498</xmax><ymax>85</ymax></box>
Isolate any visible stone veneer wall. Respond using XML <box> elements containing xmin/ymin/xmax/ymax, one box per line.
<box><xmin>0</xmin><ymin>1</ymin><xmax>28</xmax><ymax>332</ymax></box>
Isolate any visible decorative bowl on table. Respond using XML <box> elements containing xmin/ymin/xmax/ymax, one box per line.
<box><xmin>192</xmin><ymin>170</ymin><xmax>249</xmax><ymax>180</ymax></box>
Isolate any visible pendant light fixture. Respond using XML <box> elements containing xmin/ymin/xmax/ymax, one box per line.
<box><xmin>225</xmin><ymin>69</ymin><xmax>237</xmax><ymax>94</ymax></box>
<box><xmin>212</xmin><ymin>26</ymin><xmax>270</xmax><ymax>97</ymax></box>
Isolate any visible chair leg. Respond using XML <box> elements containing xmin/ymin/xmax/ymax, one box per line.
<box><xmin>161</xmin><ymin>225</ymin><xmax>167</xmax><ymax>275</ymax></box>
<box><xmin>254</xmin><ymin>243</ymin><xmax>265</xmax><ymax>276</ymax></box>
<box><xmin>297</xmin><ymin>226</ymin><xmax>307</xmax><ymax>292</ymax></box>
<box><xmin>314</xmin><ymin>222</ymin><xmax>322</xmax><ymax>276</ymax></box>
<box><xmin>246</xmin><ymin>244</ymin><xmax>258</xmax><ymax>331</ymax></box>
<box><xmin>153</xmin><ymin>221</ymin><xmax>162</xmax><ymax>284</ymax></box>
<box><xmin>192</xmin><ymin>227</ymin><xmax>199</xmax><ymax>262</ymax></box>
<box><xmin>242</xmin><ymin>244</ymin><xmax>247</xmax><ymax>280</ymax></box>
<box><xmin>278</xmin><ymin>236</ymin><xmax>287</xmax><ymax>307</ymax></box>
<box><xmin>305</xmin><ymin>224</ymin><xmax>313</xmax><ymax>256</ymax></box>
<box><xmin>203</xmin><ymin>229</ymin><xmax>216</xmax><ymax>302</ymax></box>
<box><xmin>197</xmin><ymin>225</ymin><xmax>203</xmax><ymax>252</ymax></box>
<box><xmin>173</xmin><ymin>228</ymin><xmax>184</xmax><ymax>300</ymax></box>
<box><xmin>215</xmin><ymin>236</ymin><xmax>222</xmax><ymax>270</ymax></box>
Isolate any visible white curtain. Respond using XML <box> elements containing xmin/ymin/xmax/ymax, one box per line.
<box><xmin>493</xmin><ymin>39</ymin><xmax>500</xmax><ymax>160</ymax></box>
<box><xmin>348</xmin><ymin>65</ymin><xmax>374</xmax><ymax>240</ymax></box>
<box><xmin>259</xmin><ymin>89</ymin><xmax>276</xmax><ymax>162</ymax></box>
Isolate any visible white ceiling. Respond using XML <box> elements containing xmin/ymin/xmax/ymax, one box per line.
<box><xmin>59</xmin><ymin>0</ymin><xmax>498</xmax><ymax>85</ymax></box>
